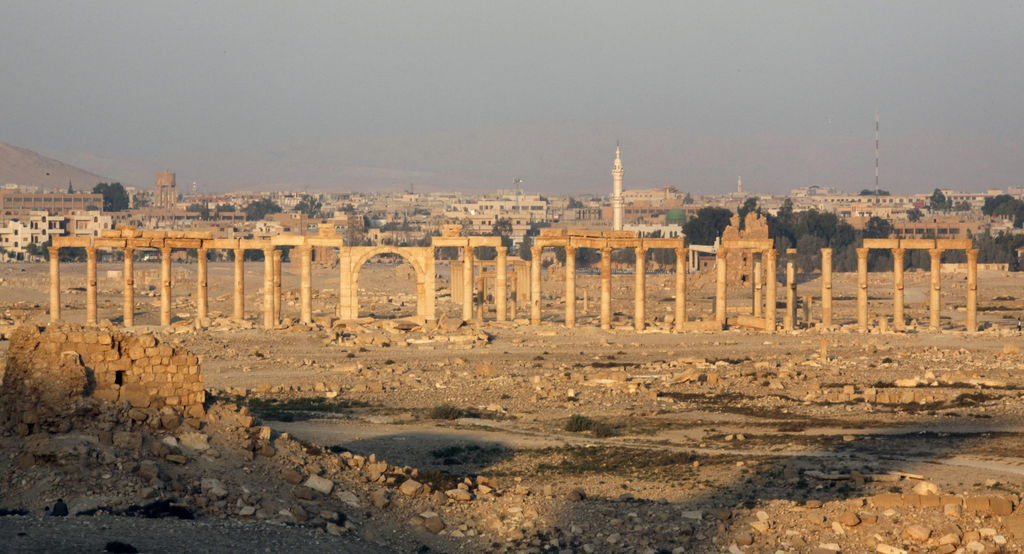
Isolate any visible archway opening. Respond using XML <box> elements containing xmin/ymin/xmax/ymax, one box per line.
<box><xmin>356</xmin><ymin>252</ymin><xmax>419</xmax><ymax>319</ymax></box>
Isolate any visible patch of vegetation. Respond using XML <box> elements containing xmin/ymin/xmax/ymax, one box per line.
<box><xmin>429</xmin><ymin>404</ymin><xmax>470</xmax><ymax>420</ymax></box>
<box><xmin>564</xmin><ymin>415</ymin><xmax>616</xmax><ymax>437</ymax></box>
<box><xmin>429</xmin><ymin>444</ymin><xmax>508</xmax><ymax>466</ymax></box>
<box><xmin>426</xmin><ymin>404</ymin><xmax>511</xmax><ymax>421</ymax></box>
<box><xmin>707</xmin><ymin>357</ymin><xmax>751</xmax><ymax>365</ymax></box>
<box><xmin>534</xmin><ymin>446</ymin><xmax>699</xmax><ymax>476</ymax></box>
<box><xmin>226</xmin><ymin>395</ymin><xmax>369</xmax><ymax>422</ymax></box>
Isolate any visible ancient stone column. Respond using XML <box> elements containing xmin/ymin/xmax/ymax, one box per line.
<box><xmin>495</xmin><ymin>246</ymin><xmax>508</xmax><ymax>322</ymax></box>
<box><xmin>300</xmin><ymin>245</ymin><xmax>313</xmax><ymax>324</ymax></box>
<box><xmin>892</xmin><ymin>248</ymin><xmax>905</xmax><ymax>331</ymax></box>
<box><xmin>582</xmin><ymin>288</ymin><xmax>590</xmax><ymax>314</ymax></box>
<box><xmin>784</xmin><ymin>249</ymin><xmax>796</xmax><ymax>332</ymax></box>
<box><xmin>821</xmin><ymin>248</ymin><xmax>832</xmax><ymax>328</ymax></box>
<box><xmin>48</xmin><ymin>247</ymin><xmax>61</xmax><ymax>321</ymax></box>
<box><xmin>423</xmin><ymin>254</ymin><xmax>436</xmax><ymax>321</ymax></box>
<box><xmin>530</xmin><ymin>247</ymin><xmax>542</xmax><ymax>325</ymax></box>
<box><xmin>508</xmin><ymin>273</ymin><xmax>517</xmax><ymax>319</ymax></box>
<box><xmin>600</xmin><ymin>247</ymin><xmax>612</xmax><ymax>329</ymax></box>
<box><xmin>856</xmin><ymin>248</ymin><xmax>868</xmax><ymax>332</ymax></box>
<box><xmin>634</xmin><ymin>246</ymin><xmax>647</xmax><ymax>331</ymax></box>
<box><xmin>86</xmin><ymin>246</ymin><xmax>98</xmax><ymax>325</ymax></box>
<box><xmin>272</xmin><ymin>250</ymin><xmax>282</xmax><ymax>322</ymax></box>
<box><xmin>564</xmin><ymin>246</ymin><xmax>576</xmax><ymax>328</ymax></box>
<box><xmin>233</xmin><ymin>248</ymin><xmax>245</xmax><ymax>321</ymax></box>
<box><xmin>715</xmin><ymin>249</ymin><xmax>727</xmax><ymax>326</ymax></box>
<box><xmin>160</xmin><ymin>246</ymin><xmax>172</xmax><ymax>327</ymax></box>
<box><xmin>263</xmin><ymin>248</ymin><xmax>274</xmax><ymax>329</ymax></box>
<box><xmin>450</xmin><ymin>261</ymin><xmax>463</xmax><ymax>306</ymax></box>
<box><xmin>196</xmin><ymin>247</ymin><xmax>208</xmax><ymax>322</ymax></box>
<box><xmin>674</xmin><ymin>247</ymin><xmax>687</xmax><ymax>332</ymax></box>
<box><xmin>753</xmin><ymin>256</ymin><xmax>763</xmax><ymax>318</ymax></box>
<box><xmin>463</xmin><ymin>246</ymin><xmax>474</xmax><ymax>321</ymax></box>
<box><xmin>123</xmin><ymin>247</ymin><xmax>134</xmax><ymax>326</ymax></box>
<box><xmin>764</xmin><ymin>249</ymin><xmax>777</xmax><ymax>333</ymax></box>
<box><xmin>929</xmin><ymin>248</ymin><xmax>942</xmax><ymax>330</ymax></box>
<box><xmin>966</xmin><ymin>248</ymin><xmax>979</xmax><ymax>333</ymax></box>
<box><xmin>336</xmin><ymin>249</ymin><xmax>354</xmax><ymax>319</ymax></box>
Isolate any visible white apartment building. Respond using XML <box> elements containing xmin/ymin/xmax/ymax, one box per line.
<box><xmin>0</xmin><ymin>211</ymin><xmax>65</xmax><ymax>259</ymax></box>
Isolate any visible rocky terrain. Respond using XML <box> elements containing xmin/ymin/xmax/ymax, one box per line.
<box><xmin>1</xmin><ymin>261</ymin><xmax>1023</xmax><ymax>553</ymax></box>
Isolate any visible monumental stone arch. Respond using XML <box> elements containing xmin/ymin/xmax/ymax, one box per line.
<box><xmin>337</xmin><ymin>245</ymin><xmax>435</xmax><ymax>321</ymax></box>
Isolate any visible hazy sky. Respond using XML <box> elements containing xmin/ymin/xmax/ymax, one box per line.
<box><xmin>2</xmin><ymin>1</ymin><xmax>1023</xmax><ymax>193</ymax></box>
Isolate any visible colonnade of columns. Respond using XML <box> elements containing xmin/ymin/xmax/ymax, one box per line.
<box><xmin>49</xmin><ymin>245</ymin><xmax>320</xmax><ymax>330</ymax></box>
<box><xmin>449</xmin><ymin>247</ymin><xmax>518</xmax><ymax>321</ymax></box>
<box><xmin>850</xmin><ymin>246</ymin><xmax>979</xmax><ymax>332</ymax></box>
<box><xmin>46</xmin><ymin>234</ymin><xmax>982</xmax><ymax>334</ymax></box>
<box><xmin>530</xmin><ymin>245</ymin><xmax>688</xmax><ymax>331</ymax></box>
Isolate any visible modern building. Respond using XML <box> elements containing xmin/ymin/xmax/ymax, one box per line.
<box><xmin>0</xmin><ymin>190</ymin><xmax>104</xmax><ymax>223</ymax></box>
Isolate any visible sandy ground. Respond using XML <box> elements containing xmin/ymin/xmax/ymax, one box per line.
<box><xmin>2</xmin><ymin>260</ymin><xmax>1024</xmax><ymax>553</ymax></box>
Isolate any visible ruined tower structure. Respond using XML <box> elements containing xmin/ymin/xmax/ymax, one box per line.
<box><xmin>611</xmin><ymin>145</ymin><xmax>624</xmax><ymax>231</ymax></box>
<box><xmin>154</xmin><ymin>170</ymin><xmax>177</xmax><ymax>209</ymax></box>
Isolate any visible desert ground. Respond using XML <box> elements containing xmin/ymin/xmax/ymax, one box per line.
<box><xmin>1</xmin><ymin>259</ymin><xmax>1023</xmax><ymax>553</ymax></box>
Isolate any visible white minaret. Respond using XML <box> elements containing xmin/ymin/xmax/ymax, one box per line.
<box><xmin>611</xmin><ymin>144</ymin><xmax>624</xmax><ymax>230</ymax></box>
<box><xmin>737</xmin><ymin>176</ymin><xmax>743</xmax><ymax>194</ymax></box>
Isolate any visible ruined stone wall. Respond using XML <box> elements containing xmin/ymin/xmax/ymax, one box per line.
<box><xmin>1</xmin><ymin>324</ymin><xmax>205</xmax><ymax>432</ymax></box>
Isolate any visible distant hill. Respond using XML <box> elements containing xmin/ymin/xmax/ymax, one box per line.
<box><xmin>0</xmin><ymin>141</ymin><xmax>109</xmax><ymax>190</ymax></box>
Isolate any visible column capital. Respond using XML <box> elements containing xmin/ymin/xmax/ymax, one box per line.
<box><xmin>821</xmin><ymin>247</ymin><xmax>832</xmax><ymax>256</ymax></box>
<box><xmin>48</xmin><ymin>246</ymin><xmax>60</xmax><ymax>257</ymax></box>
<box><xmin>966</xmin><ymin>248</ymin><xmax>979</xmax><ymax>261</ymax></box>
<box><xmin>856</xmin><ymin>247</ymin><xmax>868</xmax><ymax>258</ymax></box>
<box><xmin>564</xmin><ymin>245</ymin><xmax>576</xmax><ymax>255</ymax></box>
<box><xmin>892</xmin><ymin>247</ymin><xmax>906</xmax><ymax>257</ymax></box>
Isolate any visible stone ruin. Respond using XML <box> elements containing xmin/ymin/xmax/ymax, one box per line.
<box><xmin>720</xmin><ymin>211</ymin><xmax>770</xmax><ymax>287</ymax></box>
<box><xmin>0</xmin><ymin>323</ymin><xmax>205</xmax><ymax>435</ymax></box>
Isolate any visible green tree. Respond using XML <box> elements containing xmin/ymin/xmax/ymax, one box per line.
<box><xmin>92</xmin><ymin>182</ymin><xmax>130</xmax><ymax>212</ymax></box>
<box><xmin>187</xmin><ymin>203</ymin><xmax>211</xmax><ymax>220</ymax></box>
<box><xmin>682</xmin><ymin>207</ymin><xmax>733</xmax><ymax>245</ymax></box>
<box><xmin>244</xmin><ymin>198</ymin><xmax>283</xmax><ymax>221</ymax></box>
<box><xmin>928</xmin><ymin>189</ymin><xmax>951</xmax><ymax>212</ymax></box>
<box><xmin>863</xmin><ymin>216</ymin><xmax>894</xmax><ymax>239</ymax></box>
<box><xmin>906</xmin><ymin>208</ymin><xmax>924</xmax><ymax>222</ymax></box>
<box><xmin>737</xmin><ymin>197</ymin><xmax>759</xmax><ymax>220</ymax></box>
<box><xmin>859</xmin><ymin>189</ymin><xmax>890</xmax><ymax>196</ymax></box>
<box><xmin>294</xmin><ymin>195</ymin><xmax>323</xmax><ymax>218</ymax></box>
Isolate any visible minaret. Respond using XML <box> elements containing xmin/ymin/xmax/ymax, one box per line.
<box><xmin>611</xmin><ymin>144</ymin><xmax>624</xmax><ymax>231</ymax></box>
<box><xmin>737</xmin><ymin>176</ymin><xmax>743</xmax><ymax>194</ymax></box>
